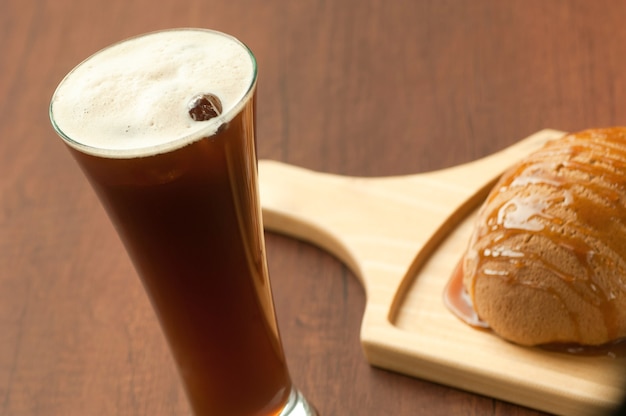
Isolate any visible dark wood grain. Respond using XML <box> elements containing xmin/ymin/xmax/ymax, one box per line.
<box><xmin>3</xmin><ymin>0</ymin><xmax>626</xmax><ymax>414</ymax></box>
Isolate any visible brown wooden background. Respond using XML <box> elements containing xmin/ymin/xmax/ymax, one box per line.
<box><xmin>3</xmin><ymin>0</ymin><xmax>626</xmax><ymax>414</ymax></box>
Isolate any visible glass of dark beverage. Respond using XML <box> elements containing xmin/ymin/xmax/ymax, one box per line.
<box><xmin>49</xmin><ymin>28</ymin><xmax>316</xmax><ymax>416</ymax></box>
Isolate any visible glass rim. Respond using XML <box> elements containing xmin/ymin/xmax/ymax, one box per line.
<box><xmin>49</xmin><ymin>28</ymin><xmax>258</xmax><ymax>159</ymax></box>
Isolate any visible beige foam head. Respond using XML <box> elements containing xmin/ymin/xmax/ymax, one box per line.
<box><xmin>50</xmin><ymin>28</ymin><xmax>257</xmax><ymax>158</ymax></box>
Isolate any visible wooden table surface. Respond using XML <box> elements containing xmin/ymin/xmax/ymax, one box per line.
<box><xmin>3</xmin><ymin>0</ymin><xmax>626</xmax><ymax>415</ymax></box>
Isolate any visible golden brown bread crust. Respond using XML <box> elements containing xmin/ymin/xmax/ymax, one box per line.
<box><xmin>463</xmin><ymin>127</ymin><xmax>626</xmax><ymax>346</ymax></box>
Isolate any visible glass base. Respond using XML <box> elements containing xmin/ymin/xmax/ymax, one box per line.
<box><xmin>279</xmin><ymin>387</ymin><xmax>318</xmax><ymax>416</ymax></box>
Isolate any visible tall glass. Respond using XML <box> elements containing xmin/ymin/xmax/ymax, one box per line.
<box><xmin>49</xmin><ymin>28</ymin><xmax>316</xmax><ymax>416</ymax></box>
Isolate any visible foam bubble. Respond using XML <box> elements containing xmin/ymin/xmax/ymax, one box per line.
<box><xmin>50</xmin><ymin>29</ymin><xmax>256</xmax><ymax>158</ymax></box>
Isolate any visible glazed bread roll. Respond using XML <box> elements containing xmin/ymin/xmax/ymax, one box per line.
<box><xmin>463</xmin><ymin>127</ymin><xmax>626</xmax><ymax>346</ymax></box>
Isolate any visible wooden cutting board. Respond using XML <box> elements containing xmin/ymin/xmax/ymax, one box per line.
<box><xmin>258</xmin><ymin>129</ymin><xmax>626</xmax><ymax>416</ymax></box>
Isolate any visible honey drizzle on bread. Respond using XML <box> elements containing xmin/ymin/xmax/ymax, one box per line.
<box><xmin>462</xmin><ymin>128</ymin><xmax>626</xmax><ymax>346</ymax></box>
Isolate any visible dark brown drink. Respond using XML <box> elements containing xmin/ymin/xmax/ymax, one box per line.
<box><xmin>50</xmin><ymin>29</ymin><xmax>316</xmax><ymax>416</ymax></box>
<box><xmin>68</xmin><ymin>93</ymin><xmax>292</xmax><ymax>415</ymax></box>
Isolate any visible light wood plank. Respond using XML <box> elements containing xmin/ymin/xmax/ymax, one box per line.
<box><xmin>259</xmin><ymin>129</ymin><xmax>626</xmax><ymax>416</ymax></box>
